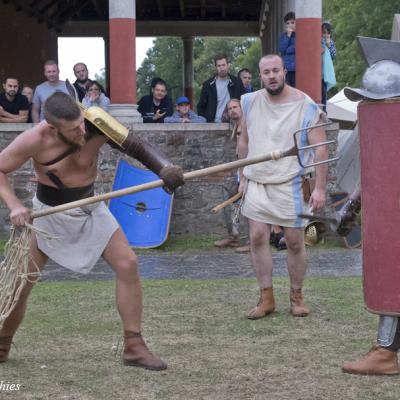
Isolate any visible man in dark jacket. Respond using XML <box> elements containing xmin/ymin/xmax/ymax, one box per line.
<box><xmin>197</xmin><ymin>54</ymin><xmax>245</xmax><ymax>122</ymax></box>
<box><xmin>137</xmin><ymin>78</ymin><xmax>174</xmax><ymax>123</ymax></box>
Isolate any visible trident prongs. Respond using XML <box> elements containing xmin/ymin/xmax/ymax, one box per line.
<box><xmin>291</xmin><ymin>121</ymin><xmax>340</xmax><ymax>169</ymax></box>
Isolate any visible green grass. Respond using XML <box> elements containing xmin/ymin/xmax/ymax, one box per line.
<box><xmin>0</xmin><ymin>277</ymin><xmax>396</xmax><ymax>400</ymax></box>
<box><xmin>134</xmin><ymin>234</ymin><xmax>220</xmax><ymax>254</ymax></box>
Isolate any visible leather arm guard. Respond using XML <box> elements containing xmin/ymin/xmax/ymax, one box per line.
<box><xmin>336</xmin><ymin>189</ymin><xmax>361</xmax><ymax>237</ymax></box>
<box><xmin>83</xmin><ymin>106</ymin><xmax>184</xmax><ymax>192</ymax></box>
<box><xmin>109</xmin><ymin>134</ymin><xmax>184</xmax><ymax>192</ymax></box>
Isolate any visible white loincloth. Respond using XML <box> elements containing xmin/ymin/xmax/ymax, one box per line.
<box><xmin>32</xmin><ymin>196</ymin><xmax>119</xmax><ymax>274</ymax></box>
<box><xmin>241</xmin><ymin>176</ymin><xmax>307</xmax><ymax>228</ymax></box>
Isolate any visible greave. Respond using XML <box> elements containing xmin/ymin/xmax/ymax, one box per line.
<box><xmin>377</xmin><ymin>315</ymin><xmax>400</xmax><ymax>350</ymax></box>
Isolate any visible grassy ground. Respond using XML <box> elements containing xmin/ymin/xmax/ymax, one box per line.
<box><xmin>0</xmin><ymin>277</ymin><xmax>397</xmax><ymax>400</ymax></box>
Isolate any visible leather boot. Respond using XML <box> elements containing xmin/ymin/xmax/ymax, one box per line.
<box><xmin>289</xmin><ymin>288</ymin><xmax>309</xmax><ymax>317</ymax></box>
<box><xmin>0</xmin><ymin>336</ymin><xmax>13</xmax><ymax>363</ymax></box>
<box><xmin>246</xmin><ymin>287</ymin><xmax>275</xmax><ymax>320</ymax></box>
<box><xmin>123</xmin><ymin>331</ymin><xmax>167</xmax><ymax>371</ymax></box>
<box><xmin>342</xmin><ymin>345</ymin><xmax>400</xmax><ymax>375</ymax></box>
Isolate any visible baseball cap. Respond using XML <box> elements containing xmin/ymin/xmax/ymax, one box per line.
<box><xmin>176</xmin><ymin>96</ymin><xmax>190</xmax><ymax>105</ymax></box>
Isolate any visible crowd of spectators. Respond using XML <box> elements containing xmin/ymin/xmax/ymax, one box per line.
<box><xmin>0</xmin><ymin>60</ymin><xmax>111</xmax><ymax>124</ymax></box>
<box><xmin>0</xmin><ymin>19</ymin><xmax>337</xmax><ymax>125</ymax></box>
<box><xmin>0</xmin><ymin>54</ymin><xmax>254</xmax><ymax>126</ymax></box>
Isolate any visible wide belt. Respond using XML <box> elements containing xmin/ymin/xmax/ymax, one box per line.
<box><xmin>37</xmin><ymin>182</ymin><xmax>94</xmax><ymax>207</ymax></box>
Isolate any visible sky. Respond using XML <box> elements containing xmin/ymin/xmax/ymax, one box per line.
<box><xmin>58</xmin><ymin>37</ymin><xmax>155</xmax><ymax>82</ymax></box>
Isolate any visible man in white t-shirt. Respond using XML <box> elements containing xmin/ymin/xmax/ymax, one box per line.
<box><xmin>32</xmin><ymin>60</ymin><xmax>69</xmax><ymax>123</ymax></box>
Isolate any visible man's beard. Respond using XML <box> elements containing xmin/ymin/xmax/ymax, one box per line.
<box><xmin>77</xmin><ymin>78</ymin><xmax>89</xmax><ymax>84</ymax></box>
<box><xmin>57</xmin><ymin>131</ymin><xmax>85</xmax><ymax>148</ymax></box>
<box><xmin>266</xmin><ymin>81</ymin><xmax>285</xmax><ymax>96</ymax></box>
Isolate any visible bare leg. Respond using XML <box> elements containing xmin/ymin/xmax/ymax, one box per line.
<box><xmin>284</xmin><ymin>227</ymin><xmax>307</xmax><ymax>289</ymax></box>
<box><xmin>102</xmin><ymin>228</ymin><xmax>167</xmax><ymax>370</ymax></box>
<box><xmin>0</xmin><ymin>233</ymin><xmax>48</xmax><ymax>361</ymax></box>
<box><xmin>284</xmin><ymin>227</ymin><xmax>309</xmax><ymax>316</ymax></box>
<box><xmin>246</xmin><ymin>219</ymin><xmax>275</xmax><ymax>319</ymax></box>
<box><xmin>249</xmin><ymin>219</ymin><xmax>272</xmax><ymax>288</ymax></box>
<box><xmin>102</xmin><ymin>228</ymin><xmax>141</xmax><ymax>333</ymax></box>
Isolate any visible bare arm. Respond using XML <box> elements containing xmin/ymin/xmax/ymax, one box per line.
<box><xmin>0</xmin><ymin>109</ymin><xmax>28</xmax><ymax>123</ymax></box>
<box><xmin>237</xmin><ymin>118</ymin><xmax>249</xmax><ymax>193</ymax></box>
<box><xmin>31</xmin><ymin>103</ymin><xmax>40</xmax><ymax>123</ymax></box>
<box><xmin>307</xmin><ymin>124</ymin><xmax>328</xmax><ymax>210</ymax></box>
<box><xmin>0</xmin><ymin>130</ymin><xmax>40</xmax><ymax>225</ymax></box>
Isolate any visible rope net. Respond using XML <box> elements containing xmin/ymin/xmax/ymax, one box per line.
<box><xmin>0</xmin><ymin>225</ymin><xmax>41</xmax><ymax>330</ymax></box>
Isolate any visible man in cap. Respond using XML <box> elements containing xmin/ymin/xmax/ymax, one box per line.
<box><xmin>341</xmin><ymin>37</ymin><xmax>400</xmax><ymax>375</ymax></box>
<box><xmin>164</xmin><ymin>96</ymin><xmax>206</xmax><ymax>123</ymax></box>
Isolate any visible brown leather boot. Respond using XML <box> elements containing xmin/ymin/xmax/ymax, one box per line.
<box><xmin>289</xmin><ymin>288</ymin><xmax>309</xmax><ymax>317</ymax></box>
<box><xmin>0</xmin><ymin>336</ymin><xmax>13</xmax><ymax>363</ymax></box>
<box><xmin>246</xmin><ymin>287</ymin><xmax>275</xmax><ymax>319</ymax></box>
<box><xmin>123</xmin><ymin>331</ymin><xmax>167</xmax><ymax>371</ymax></box>
<box><xmin>342</xmin><ymin>345</ymin><xmax>400</xmax><ymax>375</ymax></box>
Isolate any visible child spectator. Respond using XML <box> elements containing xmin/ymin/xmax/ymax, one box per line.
<box><xmin>278</xmin><ymin>12</ymin><xmax>296</xmax><ymax>87</ymax></box>
<box><xmin>321</xmin><ymin>21</ymin><xmax>337</xmax><ymax>109</ymax></box>
<box><xmin>164</xmin><ymin>96</ymin><xmax>206</xmax><ymax>123</ymax></box>
<box><xmin>82</xmin><ymin>81</ymin><xmax>110</xmax><ymax>111</ymax></box>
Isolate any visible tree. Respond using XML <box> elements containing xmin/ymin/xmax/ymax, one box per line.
<box><xmin>323</xmin><ymin>0</ymin><xmax>399</xmax><ymax>89</ymax></box>
<box><xmin>94</xmin><ymin>68</ymin><xmax>106</xmax><ymax>89</ymax></box>
<box><xmin>137</xmin><ymin>37</ymin><xmax>261</xmax><ymax>105</ymax></box>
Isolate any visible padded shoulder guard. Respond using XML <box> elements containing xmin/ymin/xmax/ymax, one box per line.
<box><xmin>84</xmin><ymin>106</ymin><xmax>128</xmax><ymax>146</ymax></box>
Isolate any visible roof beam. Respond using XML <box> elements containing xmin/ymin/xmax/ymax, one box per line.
<box><xmin>136</xmin><ymin>19</ymin><xmax>258</xmax><ymax>36</ymax></box>
<box><xmin>200</xmin><ymin>0</ymin><xmax>206</xmax><ymax>18</ymax></box>
<box><xmin>259</xmin><ymin>0</ymin><xmax>269</xmax><ymax>37</ymax></box>
<box><xmin>61</xmin><ymin>19</ymin><xmax>259</xmax><ymax>37</ymax></box>
<box><xmin>90</xmin><ymin>0</ymin><xmax>104</xmax><ymax>18</ymax></box>
<box><xmin>179</xmin><ymin>0</ymin><xmax>185</xmax><ymax>18</ymax></box>
<box><xmin>156</xmin><ymin>0</ymin><xmax>164</xmax><ymax>18</ymax></box>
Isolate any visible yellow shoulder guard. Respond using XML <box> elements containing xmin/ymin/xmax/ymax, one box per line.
<box><xmin>83</xmin><ymin>106</ymin><xmax>128</xmax><ymax>146</ymax></box>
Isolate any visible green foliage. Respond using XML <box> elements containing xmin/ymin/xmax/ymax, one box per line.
<box><xmin>323</xmin><ymin>0</ymin><xmax>400</xmax><ymax>89</ymax></box>
<box><xmin>94</xmin><ymin>67</ymin><xmax>106</xmax><ymax>89</ymax></box>
<box><xmin>137</xmin><ymin>37</ymin><xmax>263</xmax><ymax>106</ymax></box>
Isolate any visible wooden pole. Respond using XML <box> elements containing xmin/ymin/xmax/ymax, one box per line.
<box><xmin>31</xmin><ymin>147</ymin><xmax>296</xmax><ymax>219</ymax></box>
<box><xmin>211</xmin><ymin>193</ymin><xmax>242</xmax><ymax>213</ymax></box>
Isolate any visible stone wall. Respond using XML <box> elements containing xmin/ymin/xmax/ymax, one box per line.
<box><xmin>0</xmin><ymin>122</ymin><xmax>339</xmax><ymax>240</ymax></box>
<box><xmin>0</xmin><ymin>123</ymin><xmax>238</xmax><ymax>239</ymax></box>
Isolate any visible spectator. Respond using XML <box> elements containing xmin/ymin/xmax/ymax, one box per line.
<box><xmin>0</xmin><ymin>77</ymin><xmax>29</xmax><ymax>123</ymax></box>
<box><xmin>214</xmin><ymin>98</ymin><xmax>250</xmax><ymax>252</ymax></box>
<box><xmin>21</xmin><ymin>85</ymin><xmax>34</xmax><ymax>123</ymax></box>
<box><xmin>137</xmin><ymin>78</ymin><xmax>174</xmax><ymax>123</ymax></box>
<box><xmin>321</xmin><ymin>21</ymin><xmax>337</xmax><ymax>110</ymax></box>
<box><xmin>31</xmin><ymin>60</ymin><xmax>70</xmax><ymax>123</ymax></box>
<box><xmin>73</xmin><ymin>62</ymin><xmax>106</xmax><ymax>102</ymax></box>
<box><xmin>197</xmin><ymin>53</ymin><xmax>245</xmax><ymax>122</ymax></box>
<box><xmin>82</xmin><ymin>81</ymin><xmax>110</xmax><ymax>111</ymax></box>
<box><xmin>164</xmin><ymin>96</ymin><xmax>206</xmax><ymax>123</ymax></box>
<box><xmin>278</xmin><ymin>11</ymin><xmax>296</xmax><ymax>87</ymax></box>
<box><xmin>238</xmin><ymin>68</ymin><xmax>253</xmax><ymax>93</ymax></box>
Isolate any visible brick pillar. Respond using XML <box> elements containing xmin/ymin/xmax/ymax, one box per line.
<box><xmin>295</xmin><ymin>0</ymin><xmax>322</xmax><ymax>103</ymax></box>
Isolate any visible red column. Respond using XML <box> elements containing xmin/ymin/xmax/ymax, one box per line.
<box><xmin>109</xmin><ymin>0</ymin><xmax>136</xmax><ymax>104</ymax></box>
<box><xmin>295</xmin><ymin>1</ymin><xmax>322</xmax><ymax>103</ymax></box>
